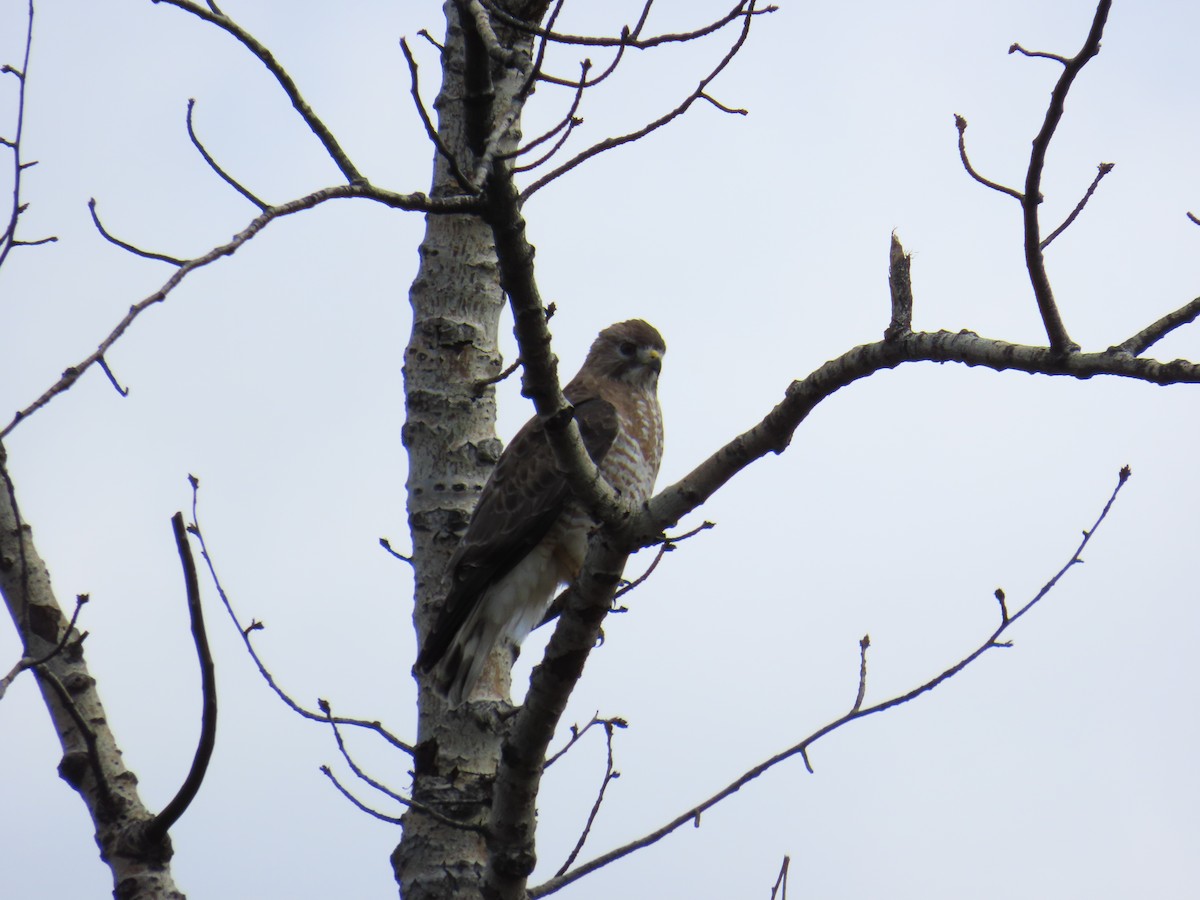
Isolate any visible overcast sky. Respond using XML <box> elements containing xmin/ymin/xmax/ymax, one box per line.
<box><xmin>3</xmin><ymin>1</ymin><xmax>1198</xmax><ymax>898</ymax></box>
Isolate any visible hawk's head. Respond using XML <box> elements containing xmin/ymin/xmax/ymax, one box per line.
<box><xmin>585</xmin><ymin>319</ymin><xmax>666</xmax><ymax>389</ymax></box>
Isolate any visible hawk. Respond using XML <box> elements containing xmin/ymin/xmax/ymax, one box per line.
<box><xmin>416</xmin><ymin>319</ymin><xmax>666</xmax><ymax>706</ymax></box>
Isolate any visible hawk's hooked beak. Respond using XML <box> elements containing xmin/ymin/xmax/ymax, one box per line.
<box><xmin>640</xmin><ymin>347</ymin><xmax>663</xmax><ymax>373</ymax></box>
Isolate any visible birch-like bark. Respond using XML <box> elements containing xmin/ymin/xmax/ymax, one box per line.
<box><xmin>394</xmin><ymin>2</ymin><xmax>549</xmax><ymax>896</ymax></box>
<box><xmin>0</xmin><ymin>452</ymin><xmax>186</xmax><ymax>900</ymax></box>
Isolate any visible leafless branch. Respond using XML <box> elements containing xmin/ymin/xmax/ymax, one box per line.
<box><xmin>88</xmin><ymin>198</ymin><xmax>186</xmax><ymax>265</ymax></box>
<box><xmin>769</xmin><ymin>855</ymin><xmax>790</xmax><ymax>900</ymax></box>
<box><xmin>185</xmin><ymin>98</ymin><xmax>268</xmax><ymax>210</ymax></box>
<box><xmin>482</xmin><ymin>0</ymin><xmax>774</xmax><ymax>51</ymax></box>
<box><xmin>1008</xmin><ymin>42</ymin><xmax>1068</xmax><ymax>65</ymax></box>
<box><xmin>1188</xmin><ymin>211</ymin><xmax>1199</xmax><ymax>227</ymax></box>
<box><xmin>96</xmin><ymin>356</ymin><xmax>129</xmax><ymax>398</ymax></box>
<box><xmin>543</xmin><ymin>713</ymin><xmax>627</xmax><ymax>770</ymax></box>
<box><xmin>186</xmin><ymin>476</ymin><xmax>415</xmax><ymax>756</ymax></box>
<box><xmin>379</xmin><ymin>537</ymin><xmax>414</xmax><ymax>566</ymax></box>
<box><xmin>531</xmin><ymin>468</ymin><xmax>1133</xmax><ymax>897</ymax></box>
<box><xmin>554</xmin><ymin>716</ymin><xmax>624</xmax><ymax>876</ymax></box>
<box><xmin>319</xmin><ymin>766</ymin><xmax>405</xmax><ymax>825</ymax></box>
<box><xmin>153</xmin><ymin>0</ymin><xmax>364</xmax><ymax>184</ymax></box>
<box><xmin>35</xmin><ymin>667</ymin><xmax>116</xmax><ymax>813</ymax></box>
<box><xmin>474</xmin><ymin>355</ymin><xmax>523</xmax><ymax>393</ymax></box>
<box><xmin>142</xmin><ymin>512</ymin><xmax>218</xmax><ymax>844</ymax></box>
<box><xmin>399</xmin><ymin>37</ymin><xmax>476</xmax><ymax>193</ymax></box>
<box><xmin>1041</xmin><ymin>161</ymin><xmax>1114</xmax><ymax>249</ymax></box>
<box><xmin>1113</xmin><ymin>296</ymin><xmax>1200</xmax><ymax>356</ymax></box>
<box><xmin>1018</xmin><ymin>0</ymin><xmax>1112</xmax><ymax>352</ymax></box>
<box><xmin>319</xmin><ymin>699</ymin><xmax>481</xmax><ymax>832</ymax></box>
<box><xmin>521</xmin><ymin>1</ymin><xmax>766</xmax><ymax>199</ymax></box>
<box><xmin>613</xmin><ymin>520</ymin><xmax>714</xmax><ymax>602</ymax></box>
<box><xmin>0</xmin><ymin>593</ymin><xmax>87</xmax><ymax>702</ymax></box>
<box><xmin>953</xmin><ymin>115</ymin><xmax>1023</xmax><ymax>202</ymax></box>
<box><xmin>0</xmin><ymin>0</ymin><xmax>38</xmax><ymax>272</ymax></box>
<box><xmin>3</xmin><ymin>184</ymin><xmax>480</xmax><ymax>439</ymax></box>
<box><xmin>851</xmin><ymin>635</ymin><xmax>870</xmax><ymax>713</ymax></box>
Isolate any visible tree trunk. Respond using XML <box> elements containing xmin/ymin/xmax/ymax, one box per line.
<box><xmin>0</xmin><ymin>453</ymin><xmax>186</xmax><ymax>900</ymax></box>
<box><xmin>393</xmin><ymin>2</ymin><xmax>548</xmax><ymax>896</ymax></box>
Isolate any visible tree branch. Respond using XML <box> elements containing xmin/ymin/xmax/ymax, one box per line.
<box><xmin>1019</xmin><ymin>0</ymin><xmax>1112</xmax><ymax>352</ymax></box>
<box><xmin>1040</xmin><ymin>161</ymin><xmax>1114</xmax><ymax>249</ymax></box>
<box><xmin>532</xmin><ymin>468</ymin><xmax>1133</xmax><ymax>896</ymax></box>
<box><xmin>152</xmin><ymin>0</ymin><xmax>365</xmax><ymax>184</ymax></box>
<box><xmin>1113</xmin><ymin>296</ymin><xmax>1200</xmax><ymax>356</ymax></box>
<box><xmin>3</xmin><ymin>184</ymin><xmax>481</xmax><ymax>439</ymax></box>
<box><xmin>521</xmin><ymin>1</ymin><xmax>766</xmax><ymax>200</ymax></box>
<box><xmin>142</xmin><ymin>512</ymin><xmax>218</xmax><ymax>845</ymax></box>
<box><xmin>185</xmin><ymin>98</ymin><xmax>269</xmax><ymax>210</ymax></box>
<box><xmin>187</xmin><ymin>476</ymin><xmax>414</xmax><ymax>755</ymax></box>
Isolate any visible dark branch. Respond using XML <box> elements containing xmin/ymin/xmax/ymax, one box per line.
<box><xmin>97</xmin><ymin>356</ymin><xmax>129</xmax><ymax>397</ymax></box>
<box><xmin>4</xmin><ymin>185</ymin><xmax>480</xmax><ymax>439</ymax></box>
<box><xmin>1113</xmin><ymin>296</ymin><xmax>1200</xmax><ymax>356</ymax></box>
<box><xmin>953</xmin><ymin>115</ymin><xmax>1024</xmax><ymax>202</ymax></box>
<box><xmin>153</xmin><ymin>0</ymin><xmax>365</xmax><ymax>184</ymax></box>
<box><xmin>186</xmin><ymin>98</ymin><xmax>269</xmax><ymax>210</ymax></box>
<box><xmin>1019</xmin><ymin>0</ymin><xmax>1112</xmax><ymax>353</ymax></box>
<box><xmin>0</xmin><ymin>0</ymin><xmax>36</xmax><ymax>272</ymax></box>
<box><xmin>532</xmin><ymin>468</ymin><xmax>1133</xmax><ymax>897</ymax></box>
<box><xmin>320</xmin><ymin>700</ymin><xmax>481</xmax><ymax>832</ymax></box>
<box><xmin>143</xmin><ymin>512</ymin><xmax>218</xmax><ymax>844</ymax></box>
<box><xmin>1041</xmin><ymin>161</ymin><xmax>1114</xmax><ymax>249</ymax></box>
<box><xmin>483</xmin><ymin>0</ymin><xmax>774</xmax><ymax>50</ymax></box>
<box><xmin>88</xmin><ymin>198</ymin><xmax>187</xmax><ymax>266</ymax></box>
<box><xmin>399</xmin><ymin>37</ymin><xmax>476</xmax><ymax>192</ymax></box>
<box><xmin>554</xmin><ymin>716</ymin><xmax>624</xmax><ymax>876</ymax></box>
<box><xmin>186</xmin><ymin>477</ymin><xmax>414</xmax><ymax>755</ymax></box>
<box><xmin>379</xmin><ymin>537</ymin><xmax>414</xmax><ymax>566</ymax></box>
<box><xmin>521</xmin><ymin>1</ymin><xmax>764</xmax><ymax>199</ymax></box>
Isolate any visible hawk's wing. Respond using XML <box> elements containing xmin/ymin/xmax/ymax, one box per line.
<box><xmin>415</xmin><ymin>395</ymin><xmax>618</xmax><ymax>672</ymax></box>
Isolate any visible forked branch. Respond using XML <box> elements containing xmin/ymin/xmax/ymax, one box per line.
<box><xmin>531</xmin><ymin>468</ymin><xmax>1133</xmax><ymax>896</ymax></box>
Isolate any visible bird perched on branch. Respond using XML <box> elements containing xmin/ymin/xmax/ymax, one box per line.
<box><xmin>416</xmin><ymin>319</ymin><xmax>666</xmax><ymax>706</ymax></box>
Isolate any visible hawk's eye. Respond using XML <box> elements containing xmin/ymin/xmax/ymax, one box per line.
<box><xmin>618</xmin><ymin>341</ymin><xmax>637</xmax><ymax>357</ymax></box>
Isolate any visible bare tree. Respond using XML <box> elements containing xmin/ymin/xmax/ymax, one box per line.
<box><xmin>2</xmin><ymin>0</ymin><xmax>1197</xmax><ymax>897</ymax></box>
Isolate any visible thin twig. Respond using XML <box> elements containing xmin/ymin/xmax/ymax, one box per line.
<box><xmin>851</xmin><ymin>635</ymin><xmax>870</xmax><ymax>713</ymax></box>
<box><xmin>522</xmin><ymin>2</ymin><xmax>765</xmax><ymax>200</ymax></box>
<box><xmin>1113</xmin><ymin>296</ymin><xmax>1200</xmax><ymax>356</ymax></box>
<box><xmin>187</xmin><ymin>476</ymin><xmax>415</xmax><ymax>755</ymax></box>
<box><xmin>1009</xmin><ymin>43</ymin><xmax>1068</xmax><ymax>65</ymax></box>
<box><xmin>97</xmin><ymin>356</ymin><xmax>129</xmax><ymax>397</ymax></box>
<box><xmin>530</xmin><ymin>467</ymin><xmax>1133</xmax><ymax>897</ymax></box>
<box><xmin>153</xmin><ymin>0</ymin><xmax>364</xmax><ymax>184</ymax></box>
<box><xmin>320</xmin><ymin>700</ymin><xmax>481</xmax><ymax>832</ymax></box>
<box><xmin>35</xmin><ymin>668</ymin><xmax>116</xmax><ymax>812</ymax></box>
<box><xmin>1019</xmin><ymin>0</ymin><xmax>1112</xmax><ymax>353</ymax></box>
<box><xmin>953</xmin><ymin>115</ymin><xmax>1023</xmax><ymax>202</ymax></box>
<box><xmin>1041</xmin><ymin>162</ymin><xmax>1114</xmax><ymax>249</ymax></box>
<box><xmin>319</xmin><ymin>767</ymin><xmax>405</xmax><ymax>825</ymax></box>
<box><xmin>0</xmin><ymin>0</ymin><xmax>36</xmax><ymax>272</ymax></box>
<box><xmin>474</xmin><ymin>356</ymin><xmax>523</xmax><ymax>393</ymax></box>
<box><xmin>482</xmin><ymin>0</ymin><xmax>774</xmax><ymax>50</ymax></box>
<box><xmin>88</xmin><ymin>198</ymin><xmax>186</xmax><ymax>266</ymax></box>
<box><xmin>543</xmin><ymin>713</ymin><xmax>626</xmax><ymax>770</ymax></box>
<box><xmin>554</xmin><ymin>717</ymin><xmax>625</xmax><ymax>876</ymax></box>
<box><xmin>770</xmin><ymin>855</ymin><xmax>790</xmax><ymax>900</ymax></box>
<box><xmin>378</xmin><ymin>537</ymin><xmax>414</xmax><ymax>566</ymax></box>
<box><xmin>3</xmin><ymin>184</ymin><xmax>479</xmax><ymax>440</ymax></box>
<box><xmin>0</xmin><ymin>594</ymin><xmax>88</xmax><ymax>701</ymax></box>
<box><xmin>186</xmin><ymin>98</ymin><xmax>269</xmax><ymax>211</ymax></box>
<box><xmin>143</xmin><ymin>512</ymin><xmax>219</xmax><ymax>844</ymax></box>
<box><xmin>399</xmin><ymin>37</ymin><xmax>476</xmax><ymax>193</ymax></box>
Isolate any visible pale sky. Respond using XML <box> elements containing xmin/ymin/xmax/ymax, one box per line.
<box><xmin>3</xmin><ymin>1</ymin><xmax>1198</xmax><ymax>898</ymax></box>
